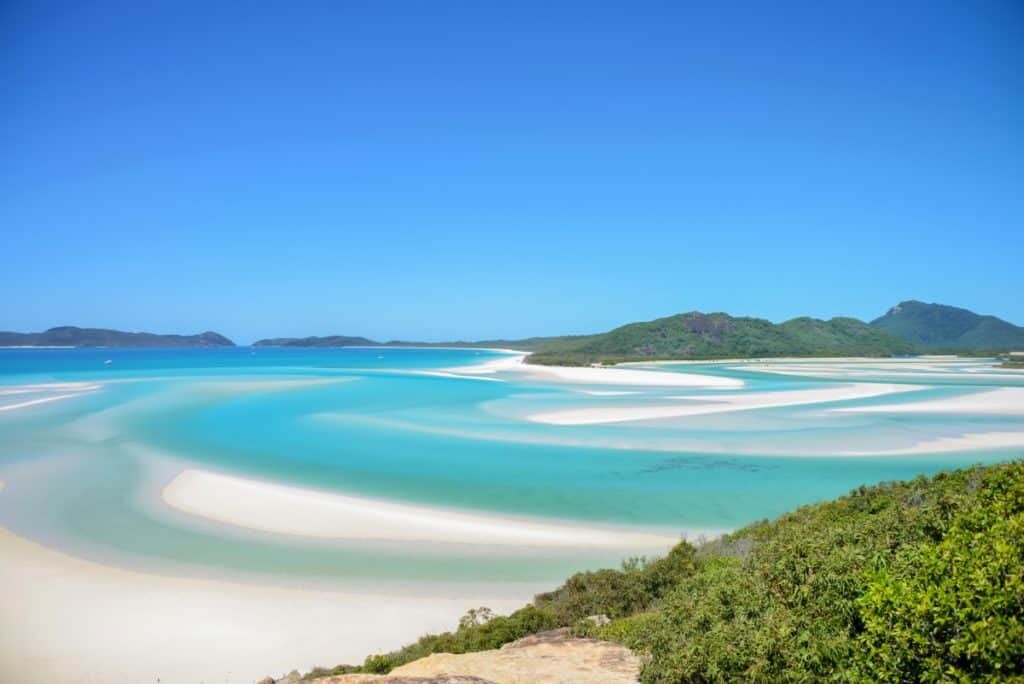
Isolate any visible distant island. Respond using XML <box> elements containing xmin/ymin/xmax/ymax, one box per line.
<box><xmin>0</xmin><ymin>326</ymin><xmax>235</xmax><ymax>348</ymax></box>
<box><xmin>253</xmin><ymin>335</ymin><xmax>378</xmax><ymax>348</ymax></box>
<box><xmin>10</xmin><ymin>301</ymin><xmax>1023</xmax><ymax>359</ymax></box>
<box><xmin>251</xmin><ymin>334</ymin><xmax>570</xmax><ymax>351</ymax></box>
<box><xmin>254</xmin><ymin>301</ymin><xmax>1024</xmax><ymax>366</ymax></box>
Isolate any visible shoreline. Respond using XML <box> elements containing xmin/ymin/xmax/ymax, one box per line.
<box><xmin>0</xmin><ymin>345</ymin><xmax>76</xmax><ymax>349</ymax></box>
<box><xmin>446</xmin><ymin>353</ymin><xmax>745</xmax><ymax>388</ymax></box>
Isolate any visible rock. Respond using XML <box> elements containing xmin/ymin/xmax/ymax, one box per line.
<box><xmin>257</xmin><ymin>678</ymin><xmax>275</xmax><ymax>684</ymax></box>
<box><xmin>314</xmin><ymin>629</ymin><xmax>641</xmax><ymax>683</ymax></box>
<box><xmin>316</xmin><ymin>677</ymin><xmax>493</xmax><ymax>684</ymax></box>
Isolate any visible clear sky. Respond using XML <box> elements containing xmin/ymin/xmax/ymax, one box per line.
<box><xmin>3</xmin><ymin>1</ymin><xmax>1022</xmax><ymax>343</ymax></box>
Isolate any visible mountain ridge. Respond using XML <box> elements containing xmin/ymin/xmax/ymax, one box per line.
<box><xmin>0</xmin><ymin>326</ymin><xmax>235</xmax><ymax>348</ymax></box>
<box><xmin>870</xmin><ymin>300</ymin><xmax>1024</xmax><ymax>350</ymax></box>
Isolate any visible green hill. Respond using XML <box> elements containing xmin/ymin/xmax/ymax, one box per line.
<box><xmin>871</xmin><ymin>300</ymin><xmax>1024</xmax><ymax>351</ymax></box>
<box><xmin>522</xmin><ymin>312</ymin><xmax>915</xmax><ymax>365</ymax></box>
<box><xmin>304</xmin><ymin>460</ymin><xmax>1024</xmax><ymax>682</ymax></box>
<box><xmin>0</xmin><ymin>326</ymin><xmax>234</xmax><ymax>348</ymax></box>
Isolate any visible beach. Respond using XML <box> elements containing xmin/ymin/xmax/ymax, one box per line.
<box><xmin>1</xmin><ymin>349</ymin><xmax>1022</xmax><ymax>682</ymax></box>
<box><xmin>0</xmin><ymin>525</ymin><xmax>527</xmax><ymax>684</ymax></box>
<box><xmin>446</xmin><ymin>352</ymin><xmax>745</xmax><ymax>387</ymax></box>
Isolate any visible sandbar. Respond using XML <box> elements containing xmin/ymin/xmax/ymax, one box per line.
<box><xmin>834</xmin><ymin>387</ymin><xmax>1024</xmax><ymax>415</ymax></box>
<box><xmin>529</xmin><ymin>383</ymin><xmax>924</xmax><ymax>425</ymax></box>
<box><xmin>163</xmin><ymin>468</ymin><xmax>682</xmax><ymax>549</ymax></box>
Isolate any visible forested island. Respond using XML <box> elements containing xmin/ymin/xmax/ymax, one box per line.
<box><xmin>0</xmin><ymin>326</ymin><xmax>235</xmax><ymax>348</ymax></box>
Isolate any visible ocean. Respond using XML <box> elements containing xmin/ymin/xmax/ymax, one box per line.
<box><xmin>1</xmin><ymin>347</ymin><xmax>1020</xmax><ymax>592</ymax></box>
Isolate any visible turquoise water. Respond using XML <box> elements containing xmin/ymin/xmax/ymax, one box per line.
<box><xmin>0</xmin><ymin>348</ymin><xmax>1021</xmax><ymax>591</ymax></box>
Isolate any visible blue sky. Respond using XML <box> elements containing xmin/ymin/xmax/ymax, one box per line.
<box><xmin>3</xmin><ymin>1</ymin><xmax>1022</xmax><ymax>343</ymax></box>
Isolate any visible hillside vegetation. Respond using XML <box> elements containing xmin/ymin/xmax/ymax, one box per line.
<box><xmin>522</xmin><ymin>312</ymin><xmax>915</xmax><ymax>365</ymax></box>
<box><xmin>872</xmin><ymin>300</ymin><xmax>1024</xmax><ymax>351</ymax></box>
<box><xmin>305</xmin><ymin>461</ymin><xmax>1024</xmax><ymax>682</ymax></box>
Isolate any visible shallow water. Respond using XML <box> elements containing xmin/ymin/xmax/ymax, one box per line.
<box><xmin>0</xmin><ymin>348</ymin><xmax>1021</xmax><ymax>590</ymax></box>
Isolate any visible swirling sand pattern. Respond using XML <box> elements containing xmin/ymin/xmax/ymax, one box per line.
<box><xmin>0</xmin><ymin>348</ymin><xmax>1021</xmax><ymax>682</ymax></box>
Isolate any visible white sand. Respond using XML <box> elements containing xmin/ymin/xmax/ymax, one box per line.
<box><xmin>0</xmin><ymin>381</ymin><xmax>101</xmax><ymax>396</ymax></box>
<box><xmin>193</xmin><ymin>377</ymin><xmax>353</xmax><ymax>393</ymax></box>
<box><xmin>163</xmin><ymin>468</ymin><xmax>681</xmax><ymax>549</ymax></box>
<box><xmin>412</xmin><ymin>370</ymin><xmax>506</xmax><ymax>382</ymax></box>
<box><xmin>834</xmin><ymin>387</ymin><xmax>1024</xmax><ymax>415</ymax></box>
<box><xmin>0</xmin><ymin>382</ymin><xmax>101</xmax><ymax>412</ymax></box>
<box><xmin>739</xmin><ymin>360</ymin><xmax>1022</xmax><ymax>381</ymax></box>
<box><xmin>837</xmin><ymin>431</ymin><xmax>1024</xmax><ymax>456</ymax></box>
<box><xmin>0</xmin><ymin>525</ymin><xmax>528</xmax><ymax>684</ymax></box>
<box><xmin>529</xmin><ymin>383</ymin><xmax>924</xmax><ymax>426</ymax></box>
<box><xmin>0</xmin><ymin>394</ymin><xmax>91</xmax><ymax>412</ymax></box>
<box><xmin>448</xmin><ymin>353</ymin><xmax>743</xmax><ymax>388</ymax></box>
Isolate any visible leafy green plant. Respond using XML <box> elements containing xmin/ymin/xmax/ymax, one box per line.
<box><xmin>303</xmin><ymin>462</ymin><xmax>1024</xmax><ymax>683</ymax></box>
<box><xmin>855</xmin><ymin>466</ymin><xmax>1024</xmax><ymax>682</ymax></box>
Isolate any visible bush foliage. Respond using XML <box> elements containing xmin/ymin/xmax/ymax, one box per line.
<box><xmin>305</xmin><ymin>462</ymin><xmax>1024</xmax><ymax>682</ymax></box>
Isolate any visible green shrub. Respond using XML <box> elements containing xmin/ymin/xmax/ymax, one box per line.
<box><xmin>855</xmin><ymin>466</ymin><xmax>1024</xmax><ymax>682</ymax></box>
<box><xmin>593</xmin><ymin>611</ymin><xmax>660</xmax><ymax>649</ymax></box>
<box><xmin>361</xmin><ymin>653</ymin><xmax>394</xmax><ymax>674</ymax></box>
<box><xmin>629</xmin><ymin>463</ymin><xmax>1024</xmax><ymax>682</ymax></box>
<box><xmin>535</xmin><ymin>541</ymin><xmax>697</xmax><ymax>624</ymax></box>
<box><xmin>304</xmin><ymin>462</ymin><xmax>1024</xmax><ymax>683</ymax></box>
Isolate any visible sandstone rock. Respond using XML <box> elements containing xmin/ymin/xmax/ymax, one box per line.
<box><xmin>315</xmin><ymin>629</ymin><xmax>641</xmax><ymax>683</ymax></box>
<box><xmin>317</xmin><ymin>677</ymin><xmax>493</xmax><ymax>684</ymax></box>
